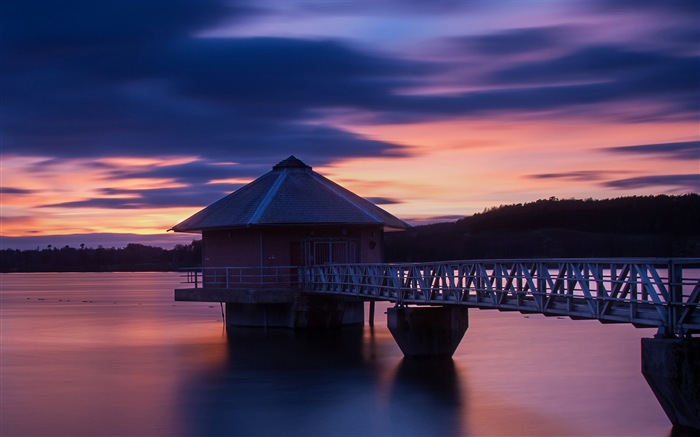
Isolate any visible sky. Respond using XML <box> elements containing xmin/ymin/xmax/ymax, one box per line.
<box><xmin>1</xmin><ymin>0</ymin><xmax>699</xmax><ymax>249</ymax></box>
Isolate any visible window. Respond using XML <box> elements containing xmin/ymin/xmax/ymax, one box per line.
<box><xmin>303</xmin><ymin>239</ymin><xmax>357</xmax><ymax>265</ymax></box>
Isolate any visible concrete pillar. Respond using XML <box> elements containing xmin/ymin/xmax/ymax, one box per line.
<box><xmin>641</xmin><ymin>338</ymin><xmax>700</xmax><ymax>432</ymax></box>
<box><xmin>226</xmin><ymin>303</ymin><xmax>294</xmax><ymax>328</ymax></box>
<box><xmin>225</xmin><ymin>295</ymin><xmax>364</xmax><ymax>329</ymax></box>
<box><xmin>387</xmin><ymin>306</ymin><xmax>469</xmax><ymax>358</ymax></box>
<box><xmin>292</xmin><ymin>295</ymin><xmax>347</xmax><ymax>328</ymax></box>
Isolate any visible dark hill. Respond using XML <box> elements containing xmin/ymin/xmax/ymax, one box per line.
<box><xmin>385</xmin><ymin>194</ymin><xmax>700</xmax><ymax>261</ymax></box>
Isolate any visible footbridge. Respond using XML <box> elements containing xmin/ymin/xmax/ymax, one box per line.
<box><xmin>300</xmin><ymin>258</ymin><xmax>700</xmax><ymax>338</ymax></box>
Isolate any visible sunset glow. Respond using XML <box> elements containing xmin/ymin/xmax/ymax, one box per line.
<box><xmin>1</xmin><ymin>0</ymin><xmax>698</xmax><ymax>248</ymax></box>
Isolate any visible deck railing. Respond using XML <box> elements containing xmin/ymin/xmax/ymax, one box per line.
<box><xmin>180</xmin><ymin>266</ymin><xmax>299</xmax><ymax>289</ymax></box>
<box><xmin>300</xmin><ymin>258</ymin><xmax>700</xmax><ymax>337</ymax></box>
<box><xmin>180</xmin><ymin>258</ymin><xmax>699</xmax><ymax>336</ymax></box>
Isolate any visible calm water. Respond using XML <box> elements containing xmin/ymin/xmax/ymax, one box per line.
<box><xmin>0</xmin><ymin>272</ymin><xmax>675</xmax><ymax>436</ymax></box>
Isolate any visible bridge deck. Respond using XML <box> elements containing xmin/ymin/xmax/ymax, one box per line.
<box><xmin>299</xmin><ymin>258</ymin><xmax>700</xmax><ymax>337</ymax></box>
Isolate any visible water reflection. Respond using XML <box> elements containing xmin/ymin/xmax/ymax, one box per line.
<box><xmin>179</xmin><ymin>327</ymin><xmax>466</xmax><ymax>437</ymax></box>
<box><xmin>385</xmin><ymin>358</ymin><xmax>464</xmax><ymax>437</ymax></box>
<box><xmin>668</xmin><ymin>426</ymin><xmax>700</xmax><ymax>437</ymax></box>
<box><xmin>1</xmin><ymin>273</ymin><xmax>674</xmax><ymax>436</ymax></box>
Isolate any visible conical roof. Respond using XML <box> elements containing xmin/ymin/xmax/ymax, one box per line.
<box><xmin>170</xmin><ymin>156</ymin><xmax>410</xmax><ymax>232</ymax></box>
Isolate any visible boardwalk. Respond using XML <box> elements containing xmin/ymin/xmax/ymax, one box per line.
<box><xmin>300</xmin><ymin>258</ymin><xmax>700</xmax><ymax>337</ymax></box>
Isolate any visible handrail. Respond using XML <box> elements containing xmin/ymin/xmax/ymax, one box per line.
<box><xmin>299</xmin><ymin>258</ymin><xmax>700</xmax><ymax>338</ymax></box>
<box><xmin>178</xmin><ymin>259</ymin><xmax>699</xmax><ymax>337</ymax></box>
<box><xmin>180</xmin><ymin>266</ymin><xmax>299</xmax><ymax>289</ymax></box>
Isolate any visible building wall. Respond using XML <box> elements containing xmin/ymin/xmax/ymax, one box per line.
<box><xmin>203</xmin><ymin>229</ymin><xmax>262</xmax><ymax>267</ymax></box>
<box><xmin>202</xmin><ymin>225</ymin><xmax>385</xmax><ymax>268</ymax></box>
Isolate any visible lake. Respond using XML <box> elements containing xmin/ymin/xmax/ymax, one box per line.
<box><xmin>0</xmin><ymin>272</ymin><xmax>675</xmax><ymax>436</ymax></box>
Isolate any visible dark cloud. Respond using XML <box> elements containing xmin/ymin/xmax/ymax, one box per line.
<box><xmin>0</xmin><ymin>187</ymin><xmax>35</xmax><ymax>194</ymax></box>
<box><xmin>165</xmin><ymin>37</ymin><xmax>434</xmax><ymax>111</ymax></box>
<box><xmin>451</xmin><ymin>26</ymin><xmax>574</xmax><ymax>55</ymax></box>
<box><xmin>604</xmin><ymin>174</ymin><xmax>699</xmax><ymax>191</ymax></box>
<box><xmin>272</xmin><ymin>0</ymin><xmax>487</xmax><ymax>16</ymax></box>
<box><xmin>41</xmin><ymin>198</ymin><xmax>151</xmax><ymax>209</ymax></box>
<box><xmin>530</xmin><ymin>166</ymin><xmax>700</xmax><ymax>193</ymax></box>
<box><xmin>108</xmin><ymin>154</ymin><xmax>383</xmax><ymax>189</ymax></box>
<box><xmin>2</xmin><ymin>0</ymin><xmax>698</xmax><ymax>167</ymax></box>
<box><xmin>366</xmin><ymin>197</ymin><xmax>402</xmax><ymax>205</ymax></box>
<box><xmin>52</xmin><ymin>152</ymin><xmax>412</xmax><ymax>209</ymax></box>
<box><xmin>528</xmin><ymin>171</ymin><xmax>610</xmax><ymax>182</ymax></box>
<box><xmin>1</xmin><ymin>0</ymin><xmax>248</xmax><ymax>49</ymax></box>
<box><xmin>2</xmin><ymin>28</ymin><xmax>423</xmax><ymax>160</ymax></box>
<box><xmin>603</xmin><ymin>141</ymin><xmax>700</xmax><ymax>160</ymax></box>
<box><xmin>489</xmin><ymin>46</ymin><xmax>698</xmax><ymax>94</ymax></box>
<box><xmin>106</xmin><ymin>161</ymin><xmax>264</xmax><ymax>186</ymax></box>
<box><xmin>42</xmin><ymin>185</ymin><xmax>235</xmax><ymax>209</ymax></box>
<box><xmin>591</xmin><ymin>0</ymin><xmax>699</xmax><ymax>17</ymax></box>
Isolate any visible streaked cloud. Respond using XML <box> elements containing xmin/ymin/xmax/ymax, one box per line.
<box><xmin>529</xmin><ymin>171</ymin><xmax>612</xmax><ymax>182</ymax></box>
<box><xmin>41</xmin><ymin>186</ymin><xmax>237</xmax><ymax>209</ymax></box>
<box><xmin>604</xmin><ymin>174</ymin><xmax>699</xmax><ymax>191</ymax></box>
<box><xmin>603</xmin><ymin>141</ymin><xmax>700</xmax><ymax>160</ymax></box>
<box><xmin>1</xmin><ymin>0</ymin><xmax>698</xmax><ymax>246</ymax></box>
<box><xmin>366</xmin><ymin>197</ymin><xmax>403</xmax><ymax>206</ymax></box>
<box><xmin>448</xmin><ymin>26</ymin><xmax>575</xmax><ymax>55</ymax></box>
<box><xmin>0</xmin><ymin>187</ymin><xmax>36</xmax><ymax>195</ymax></box>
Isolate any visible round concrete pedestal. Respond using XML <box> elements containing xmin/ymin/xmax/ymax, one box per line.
<box><xmin>387</xmin><ymin>306</ymin><xmax>469</xmax><ymax>358</ymax></box>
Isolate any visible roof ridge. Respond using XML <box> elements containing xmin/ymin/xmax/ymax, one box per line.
<box><xmin>247</xmin><ymin>171</ymin><xmax>287</xmax><ymax>225</ymax></box>
<box><xmin>309</xmin><ymin>171</ymin><xmax>384</xmax><ymax>224</ymax></box>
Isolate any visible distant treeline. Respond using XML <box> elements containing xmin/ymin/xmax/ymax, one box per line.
<box><xmin>385</xmin><ymin>194</ymin><xmax>700</xmax><ymax>262</ymax></box>
<box><xmin>1</xmin><ymin>241</ymin><xmax>202</xmax><ymax>273</ymax></box>
<box><xmin>2</xmin><ymin>195</ymin><xmax>698</xmax><ymax>272</ymax></box>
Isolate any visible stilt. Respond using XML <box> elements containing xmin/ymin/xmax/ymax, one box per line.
<box><xmin>387</xmin><ymin>306</ymin><xmax>468</xmax><ymax>358</ymax></box>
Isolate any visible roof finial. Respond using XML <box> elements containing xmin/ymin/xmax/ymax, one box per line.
<box><xmin>273</xmin><ymin>155</ymin><xmax>311</xmax><ymax>170</ymax></box>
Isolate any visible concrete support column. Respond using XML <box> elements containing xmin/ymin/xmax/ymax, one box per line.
<box><xmin>641</xmin><ymin>338</ymin><xmax>700</xmax><ymax>432</ymax></box>
<box><xmin>225</xmin><ymin>295</ymin><xmax>365</xmax><ymax>329</ymax></box>
<box><xmin>226</xmin><ymin>303</ymin><xmax>294</xmax><ymax>328</ymax></box>
<box><xmin>293</xmin><ymin>295</ymin><xmax>343</xmax><ymax>328</ymax></box>
<box><xmin>387</xmin><ymin>306</ymin><xmax>469</xmax><ymax>358</ymax></box>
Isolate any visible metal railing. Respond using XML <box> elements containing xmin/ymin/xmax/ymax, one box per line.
<box><xmin>180</xmin><ymin>266</ymin><xmax>299</xmax><ymax>289</ymax></box>
<box><xmin>300</xmin><ymin>258</ymin><xmax>700</xmax><ymax>337</ymax></box>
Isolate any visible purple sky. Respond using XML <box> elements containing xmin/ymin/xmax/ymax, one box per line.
<box><xmin>1</xmin><ymin>0</ymin><xmax>698</xmax><ymax>249</ymax></box>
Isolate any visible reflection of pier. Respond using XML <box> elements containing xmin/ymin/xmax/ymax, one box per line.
<box><xmin>179</xmin><ymin>327</ymin><xmax>468</xmax><ymax>437</ymax></box>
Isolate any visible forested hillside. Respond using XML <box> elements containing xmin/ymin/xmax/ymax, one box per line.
<box><xmin>2</xmin><ymin>195</ymin><xmax>698</xmax><ymax>271</ymax></box>
<box><xmin>1</xmin><ymin>241</ymin><xmax>202</xmax><ymax>273</ymax></box>
<box><xmin>384</xmin><ymin>194</ymin><xmax>700</xmax><ymax>261</ymax></box>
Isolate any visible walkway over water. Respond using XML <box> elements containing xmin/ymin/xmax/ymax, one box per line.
<box><xmin>300</xmin><ymin>258</ymin><xmax>700</xmax><ymax>338</ymax></box>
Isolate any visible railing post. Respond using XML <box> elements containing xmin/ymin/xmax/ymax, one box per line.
<box><xmin>668</xmin><ymin>260</ymin><xmax>683</xmax><ymax>338</ymax></box>
<box><xmin>536</xmin><ymin>262</ymin><xmax>546</xmax><ymax>312</ymax></box>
